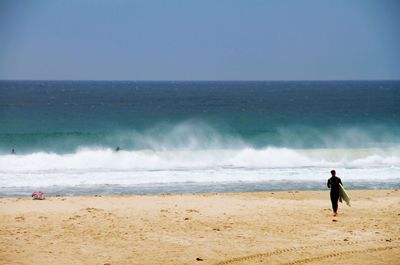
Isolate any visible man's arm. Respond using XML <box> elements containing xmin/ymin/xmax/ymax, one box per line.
<box><xmin>327</xmin><ymin>179</ymin><xmax>331</xmax><ymax>188</ymax></box>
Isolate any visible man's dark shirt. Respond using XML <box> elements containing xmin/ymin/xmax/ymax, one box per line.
<box><xmin>327</xmin><ymin>176</ymin><xmax>342</xmax><ymax>195</ymax></box>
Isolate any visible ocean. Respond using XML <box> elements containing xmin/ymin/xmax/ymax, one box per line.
<box><xmin>0</xmin><ymin>80</ymin><xmax>399</xmax><ymax>196</ymax></box>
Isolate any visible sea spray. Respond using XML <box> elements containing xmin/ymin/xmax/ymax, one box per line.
<box><xmin>1</xmin><ymin>80</ymin><xmax>399</xmax><ymax>195</ymax></box>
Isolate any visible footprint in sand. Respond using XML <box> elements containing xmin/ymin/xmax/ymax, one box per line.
<box><xmin>85</xmin><ymin>207</ymin><xmax>104</xmax><ymax>213</ymax></box>
<box><xmin>68</xmin><ymin>215</ymin><xmax>82</xmax><ymax>221</ymax></box>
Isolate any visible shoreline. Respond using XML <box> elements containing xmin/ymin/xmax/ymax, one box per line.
<box><xmin>0</xmin><ymin>188</ymin><xmax>398</xmax><ymax>198</ymax></box>
<box><xmin>1</xmin><ymin>179</ymin><xmax>398</xmax><ymax>197</ymax></box>
<box><xmin>1</xmin><ymin>189</ymin><xmax>399</xmax><ymax>264</ymax></box>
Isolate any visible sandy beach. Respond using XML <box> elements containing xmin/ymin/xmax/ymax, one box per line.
<box><xmin>0</xmin><ymin>190</ymin><xmax>399</xmax><ymax>265</ymax></box>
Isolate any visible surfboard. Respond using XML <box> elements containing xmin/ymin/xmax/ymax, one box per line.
<box><xmin>339</xmin><ymin>183</ymin><xmax>351</xmax><ymax>207</ymax></box>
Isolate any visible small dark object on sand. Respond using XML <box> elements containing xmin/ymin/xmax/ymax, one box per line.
<box><xmin>196</xmin><ymin>258</ymin><xmax>203</xmax><ymax>261</ymax></box>
<box><xmin>32</xmin><ymin>191</ymin><xmax>45</xmax><ymax>200</ymax></box>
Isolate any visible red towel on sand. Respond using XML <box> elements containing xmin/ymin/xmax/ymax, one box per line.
<box><xmin>32</xmin><ymin>191</ymin><xmax>45</xmax><ymax>200</ymax></box>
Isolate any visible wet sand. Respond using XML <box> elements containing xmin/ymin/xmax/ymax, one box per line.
<box><xmin>1</xmin><ymin>190</ymin><xmax>399</xmax><ymax>264</ymax></box>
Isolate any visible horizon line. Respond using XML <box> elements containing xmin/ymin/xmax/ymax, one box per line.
<box><xmin>1</xmin><ymin>79</ymin><xmax>400</xmax><ymax>82</ymax></box>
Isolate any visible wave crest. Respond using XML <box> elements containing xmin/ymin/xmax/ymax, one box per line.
<box><xmin>1</xmin><ymin>146</ymin><xmax>399</xmax><ymax>172</ymax></box>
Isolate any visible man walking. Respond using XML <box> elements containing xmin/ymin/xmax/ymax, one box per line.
<box><xmin>327</xmin><ymin>170</ymin><xmax>342</xmax><ymax>216</ymax></box>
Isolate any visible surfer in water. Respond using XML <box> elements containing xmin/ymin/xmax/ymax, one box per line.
<box><xmin>327</xmin><ymin>170</ymin><xmax>342</xmax><ymax>216</ymax></box>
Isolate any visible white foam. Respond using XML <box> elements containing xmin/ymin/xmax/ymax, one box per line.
<box><xmin>0</xmin><ymin>147</ymin><xmax>399</xmax><ymax>188</ymax></box>
<box><xmin>2</xmin><ymin>146</ymin><xmax>400</xmax><ymax>171</ymax></box>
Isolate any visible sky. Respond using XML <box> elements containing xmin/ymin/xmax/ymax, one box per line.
<box><xmin>0</xmin><ymin>0</ymin><xmax>399</xmax><ymax>81</ymax></box>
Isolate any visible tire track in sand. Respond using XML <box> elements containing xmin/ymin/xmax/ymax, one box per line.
<box><xmin>283</xmin><ymin>245</ymin><xmax>400</xmax><ymax>265</ymax></box>
<box><xmin>214</xmin><ymin>237</ymin><xmax>400</xmax><ymax>265</ymax></box>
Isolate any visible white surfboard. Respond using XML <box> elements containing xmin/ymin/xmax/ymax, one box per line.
<box><xmin>339</xmin><ymin>183</ymin><xmax>351</xmax><ymax>207</ymax></box>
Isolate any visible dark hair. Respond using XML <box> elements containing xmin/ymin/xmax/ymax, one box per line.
<box><xmin>331</xmin><ymin>170</ymin><xmax>336</xmax><ymax>175</ymax></box>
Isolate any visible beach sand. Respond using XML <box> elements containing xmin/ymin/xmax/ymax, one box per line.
<box><xmin>0</xmin><ymin>190</ymin><xmax>399</xmax><ymax>265</ymax></box>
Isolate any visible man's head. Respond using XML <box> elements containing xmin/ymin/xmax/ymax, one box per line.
<box><xmin>331</xmin><ymin>170</ymin><xmax>336</xmax><ymax>176</ymax></box>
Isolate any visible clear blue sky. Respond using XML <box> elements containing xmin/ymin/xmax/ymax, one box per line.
<box><xmin>0</xmin><ymin>0</ymin><xmax>399</xmax><ymax>80</ymax></box>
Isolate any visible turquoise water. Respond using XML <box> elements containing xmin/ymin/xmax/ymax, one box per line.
<box><xmin>0</xmin><ymin>80</ymin><xmax>399</xmax><ymax>195</ymax></box>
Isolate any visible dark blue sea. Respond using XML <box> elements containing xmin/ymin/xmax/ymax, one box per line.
<box><xmin>0</xmin><ymin>80</ymin><xmax>399</xmax><ymax>195</ymax></box>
